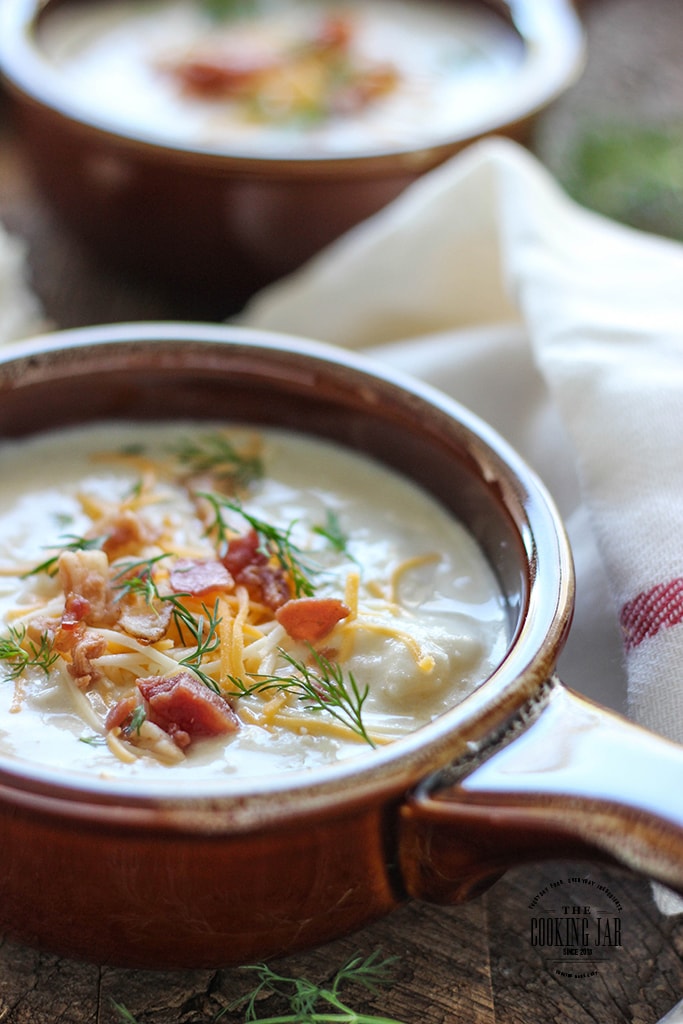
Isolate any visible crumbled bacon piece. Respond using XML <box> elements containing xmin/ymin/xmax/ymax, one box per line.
<box><xmin>169</xmin><ymin>558</ymin><xmax>234</xmax><ymax>595</ymax></box>
<box><xmin>62</xmin><ymin>626</ymin><xmax>106</xmax><ymax>690</ymax></box>
<box><xmin>137</xmin><ymin>671</ymin><xmax>239</xmax><ymax>748</ymax></box>
<box><xmin>223</xmin><ymin>529</ymin><xmax>261</xmax><ymax>576</ymax></box>
<box><xmin>58</xmin><ymin>549</ymin><xmax>118</xmax><ymax>628</ymax></box>
<box><xmin>61</xmin><ymin>592</ymin><xmax>91</xmax><ymax>631</ymax></box>
<box><xmin>238</xmin><ymin>562</ymin><xmax>291</xmax><ymax>610</ymax></box>
<box><xmin>276</xmin><ymin>597</ymin><xmax>350</xmax><ymax>643</ymax></box>
<box><xmin>100</xmin><ymin>508</ymin><xmax>160</xmax><ymax>561</ymax></box>
<box><xmin>105</xmin><ymin>694</ymin><xmax>138</xmax><ymax>732</ymax></box>
<box><xmin>169</xmin><ymin>51</ymin><xmax>274</xmax><ymax>98</ymax></box>
<box><xmin>313</xmin><ymin>13</ymin><xmax>353</xmax><ymax>52</ymax></box>
<box><xmin>118</xmin><ymin>594</ymin><xmax>173</xmax><ymax>644</ymax></box>
<box><xmin>223</xmin><ymin>530</ymin><xmax>290</xmax><ymax>610</ymax></box>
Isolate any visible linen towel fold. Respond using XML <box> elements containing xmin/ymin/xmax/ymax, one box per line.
<box><xmin>243</xmin><ymin>136</ymin><xmax>683</xmax><ymax>747</ymax></box>
<box><xmin>243</xmin><ymin>139</ymin><xmax>683</xmax><ymax>931</ymax></box>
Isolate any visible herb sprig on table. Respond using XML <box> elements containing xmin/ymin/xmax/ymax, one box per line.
<box><xmin>112</xmin><ymin>951</ymin><xmax>408</xmax><ymax>1023</ymax></box>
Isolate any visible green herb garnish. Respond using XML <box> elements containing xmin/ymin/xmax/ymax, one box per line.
<box><xmin>174</xmin><ymin>433</ymin><xmax>263</xmax><ymax>491</ymax></box>
<box><xmin>201</xmin><ymin>495</ymin><xmax>317</xmax><ymax>598</ymax></box>
<box><xmin>111</xmin><ymin>1003</ymin><xmax>139</xmax><ymax>1024</ymax></box>
<box><xmin>233</xmin><ymin>950</ymin><xmax>403</xmax><ymax>1023</ymax></box>
<box><xmin>79</xmin><ymin>734</ymin><xmax>107</xmax><ymax>747</ymax></box>
<box><xmin>174</xmin><ymin>596</ymin><xmax>223</xmax><ymax>691</ymax></box>
<box><xmin>111</xmin><ymin>554</ymin><xmax>171</xmax><ymax>605</ymax></box>
<box><xmin>126</xmin><ymin>704</ymin><xmax>147</xmax><ymax>736</ymax></box>
<box><xmin>228</xmin><ymin>646</ymin><xmax>375</xmax><ymax>747</ymax></box>
<box><xmin>22</xmin><ymin>533</ymin><xmax>107</xmax><ymax>578</ymax></box>
<box><xmin>112</xmin><ymin>950</ymin><xmax>405</xmax><ymax>1023</ymax></box>
<box><xmin>0</xmin><ymin>624</ymin><xmax>58</xmax><ymax>679</ymax></box>
<box><xmin>313</xmin><ymin>508</ymin><xmax>354</xmax><ymax>558</ymax></box>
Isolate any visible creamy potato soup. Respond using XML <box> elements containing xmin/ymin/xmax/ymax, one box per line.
<box><xmin>0</xmin><ymin>424</ymin><xmax>507</xmax><ymax>781</ymax></box>
<box><xmin>37</xmin><ymin>0</ymin><xmax>524</xmax><ymax>156</ymax></box>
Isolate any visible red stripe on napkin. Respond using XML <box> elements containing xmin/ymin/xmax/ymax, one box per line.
<box><xmin>620</xmin><ymin>578</ymin><xmax>683</xmax><ymax>650</ymax></box>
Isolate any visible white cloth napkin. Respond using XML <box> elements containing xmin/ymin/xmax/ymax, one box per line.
<box><xmin>242</xmin><ymin>138</ymin><xmax>683</xmax><ymax>929</ymax></box>
<box><xmin>243</xmin><ymin>136</ymin><xmax>683</xmax><ymax>738</ymax></box>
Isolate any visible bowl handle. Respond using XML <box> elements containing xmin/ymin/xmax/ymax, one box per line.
<box><xmin>399</xmin><ymin>677</ymin><xmax>683</xmax><ymax>902</ymax></box>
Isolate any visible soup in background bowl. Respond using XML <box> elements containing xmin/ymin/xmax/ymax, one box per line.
<box><xmin>34</xmin><ymin>0</ymin><xmax>528</xmax><ymax>158</ymax></box>
<box><xmin>0</xmin><ymin>0</ymin><xmax>585</xmax><ymax>304</ymax></box>
<box><xmin>0</xmin><ymin>321</ymin><xmax>681</xmax><ymax>971</ymax></box>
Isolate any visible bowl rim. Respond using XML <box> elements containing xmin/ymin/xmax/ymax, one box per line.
<box><xmin>0</xmin><ymin>0</ymin><xmax>585</xmax><ymax>171</ymax></box>
<box><xmin>0</xmin><ymin>321</ymin><xmax>574</xmax><ymax>825</ymax></box>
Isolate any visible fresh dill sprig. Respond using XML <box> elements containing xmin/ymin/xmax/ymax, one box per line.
<box><xmin>79</xmin><ymin>733</ymin><xmax>107</xmax><ymax>747</ymax></box>
<box><xmin>111</xmin><ymin>1003</ymin><xmax>139</xmax><ymax>1024</ymax></box>
<box><xmin>173</xmin><ymin>433</ymin><xmax>263</xmax><ymax>491</ymax></box>
<box><xmin>22</xmin><ymin>533</ymin><xmax>108</xmax><ymax>578</ymax></box>
<box><xmin>173</xmin><ymin>596</ymin><xmax>223</xmax><ymax>691</ymax></box>
<box><xmin>201</xmin><ymin>495</ymin><xmax>317</xmax><ymax>598</ymax></box>
<box><xmin>0</xmin><ymin>624</ymin><xmax>59</xmax><ymax>680</ymax></box>
<box><xmin>111</xmin><ymin>951</ymin><xmax>404</xmax><ymax>1024</ymax></box>
<box><xmin>234</xmin><ymin>950</ymin><xmax>404</xmax><ymax>1023</ymax></box>
<box><xmin>313</xmin><ymin>508</ymin><xmax>356</xmax><ymax>561</ymax></box>
<box><xmin>111</xmin><ymin>554</ymin><xmax>171</xmax><ymax>605</ymax></box>
<box><xmin>228</xmin><ymin>646</ymin><xmax>375</xmax><ymax>747</ymax></box>
<box><xmin>126</xmin><ymin>703</ymin><xmax>147</xmax><ymax>736</ymax></box>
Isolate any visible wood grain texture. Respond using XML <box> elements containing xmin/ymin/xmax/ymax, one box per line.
<box><xmin>0</xmin><ymin>864</ymin><xmax>680</xmax><ymax>1023</ymax></box>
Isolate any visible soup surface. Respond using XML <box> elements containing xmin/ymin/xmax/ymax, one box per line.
<box><xmin>0</xmin><ymin>423</ymin><xmax>507</xmax><ymax>782</ymax></box>
<box><xmin>37</xmin><ymin>0</ymin><xmax>524</xmax><ymax>156</ymax></box>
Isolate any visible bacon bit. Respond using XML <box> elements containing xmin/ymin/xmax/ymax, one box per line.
<box><xmin>169</xmin><ymin>558</ymin><xmax>234</xmax><ymax>595</ymax></box>
<box><xmin>105</xmin><ymin>694</ymin><xmax>138</xmax><ymax>732</ymax></box>
<box><xmin>61</xmin><ymin>592</ymin><xmax>91</xmax><ymax>630</ymax></box>
<box><xmin>313</xmin><ymin>13</ymin><xmax>353</xmax><ymax>52</ymax></box>
<box><xmin>137</xmin><ymin>671</ymin><xmax>239</xmax><ymax>747</ymax></box>
<box><xmin>223</xmin><ymin>530</ymin><xmax>290</xmax><ymax>610</ymax></box>
<box><xmin>276</xmin><ymin>597</ymin><xmax>350</xmax><ymax>643</ymax></box>
<box><xmin>51</xmin><ymin>619</ymin><xmax>105</xmax><ymax>689</ymax></box>
<box><xmin>238</xmin><ymin>563</ymin><xmax>291</xmax><ymax>610</ymax></box>
<box><xmin>169</xmin><ymin>51</ymin><xmax>274</xmax><ymax>98</ymax></box>
<box><xmin>118</xmin><ymin>593</ymin><xmax>173</xmax><ymax>644</ymax></box>
<box><xmin>68</xmin><ymin>628</ymin><xmax>106</xmax><ymax>690</ymax></box>
<box><xmin>99</xmin><ymin>508</ymin><xmax>159</xmax><ymax>561</ymax></box>
<box><xmin>223</xmin><ymin>529</ymin><xmax>261</xmax><ymax>576</ymax></box>
<box><xmin>58</xmin><ymin>549</ymin><xmax>119</xmax><ymax>628</ymax></box>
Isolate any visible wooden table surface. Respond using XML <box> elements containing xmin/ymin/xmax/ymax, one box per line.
<box><xmin>1</xmin><ymin>1</ymin><xmax>683</xmax><ymax>1021</ymax></box>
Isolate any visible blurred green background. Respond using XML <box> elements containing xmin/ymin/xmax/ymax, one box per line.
<box><xmin>534</xmin><ymin>0</ymin><xmax>683</xmax><ymax>242</ymax></box>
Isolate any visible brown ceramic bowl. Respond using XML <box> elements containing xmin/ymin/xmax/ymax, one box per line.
<box><xmin>0</xmin><ymin>0</ymin><xmax>584</xmax><ymax>306</ymax></box>
<box><xmin>0</xmin><ymin>321</ymin><xmax>681</xmax><ymax>970</ymax></box>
